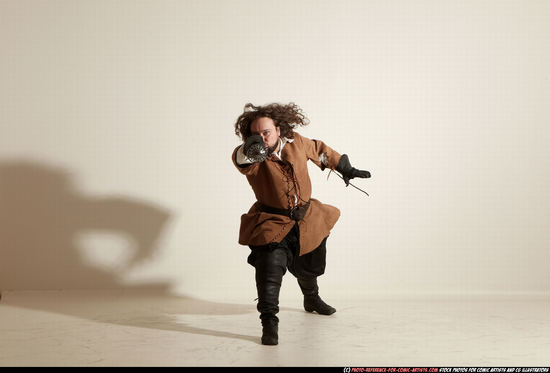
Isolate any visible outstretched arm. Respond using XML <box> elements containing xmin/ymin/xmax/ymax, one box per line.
<box><xmin>299</xmin><ymin>134</ymin><xmax>341</xmax><ymax>171</ymax></box>
<box><xmin>298</xmin><ymin>133</ymin><xmax>371</xmax><ymax>186</ymax></box>
<box><xmin>231</xmin><ymin>135</ymin><xmax>267</xmax><ymax>176</ymax></box>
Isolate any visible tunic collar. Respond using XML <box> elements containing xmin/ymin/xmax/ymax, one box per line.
<box><xmin>273</xmin><ymin>137</ymin><xmax>293</xmax><ymax>160</ymax></box>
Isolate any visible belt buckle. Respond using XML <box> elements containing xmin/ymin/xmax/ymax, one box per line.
<box><xmin>289</xmin><ymin>207</ymin><xmax>296</xmax><ymax>220</ymax></box>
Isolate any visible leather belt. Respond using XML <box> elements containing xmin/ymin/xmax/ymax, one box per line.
<box><xmin>256</xmin><ymin>200</ymin><xmax>310</xmax><ymax>221</ymax></box>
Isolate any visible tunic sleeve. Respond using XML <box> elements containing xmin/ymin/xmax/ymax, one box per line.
<box><xmin>297</xmin><ymin>133</ymin><xmax>342</xmax><ymax>171</ymax></box>
<box><xmin>232</xmin><ymin>145</ymin><xmax>260</xmax><ymax>176</ymax></box>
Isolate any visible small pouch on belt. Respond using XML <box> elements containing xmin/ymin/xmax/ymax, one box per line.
<box><xmin>289</xmin><ymin>201</ymin><xmax>310</xmax><ymax>221</ymax></box>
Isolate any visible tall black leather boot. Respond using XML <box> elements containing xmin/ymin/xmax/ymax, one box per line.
<box><xmin>297</xmin><ymin>277</ymin><xmax>336</xmax><ymax>315</ymax></box>
<box><xmin>255</xmin><ymin>248</ymin><xmax>287</xmax><ymax>345</ymax></box>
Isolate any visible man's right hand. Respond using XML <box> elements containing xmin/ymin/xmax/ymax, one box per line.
<box><xmin>243</xmin><ymin>134</ymin><xmax>267</xmax><ymax>162</ymax></box>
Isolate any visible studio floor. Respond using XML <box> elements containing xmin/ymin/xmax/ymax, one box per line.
<box><xmin>0</xmin><ymin>290</ymin><xmax>549</xmax><ymax>367</ymax></box>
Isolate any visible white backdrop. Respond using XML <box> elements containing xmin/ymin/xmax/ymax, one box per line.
<box><xmin>1</xmin><ymin>0</ymin><xmax>549</xmax><ymax>301</ymax></box>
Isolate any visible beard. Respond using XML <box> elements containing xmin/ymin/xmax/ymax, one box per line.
<box><xmin>266</xmin><ymin>140</ymin><xmax>280</xmax><ymax>156</ymax></box>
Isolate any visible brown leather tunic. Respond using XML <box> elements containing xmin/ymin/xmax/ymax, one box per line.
<box><xmin>232</xmin><ymin>132</ymin><xmax>342</xmax><ymax>256</ymax></box>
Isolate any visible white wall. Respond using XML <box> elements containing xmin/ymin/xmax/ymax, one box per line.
<box><xmin>1</xmin><ymin>0</ymin><xmax>549</xmax><ymax>300</ymax></box>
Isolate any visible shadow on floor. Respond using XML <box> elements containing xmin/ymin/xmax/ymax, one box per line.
<box><xmin>0</xmin><ymin>159</ymin><xmax>270</xmax><ymax>344</ymax></box>
<box><xmin>1</xmin><ymin>285</ymin><xmax>269</xmax><ymax>344</ymax></box>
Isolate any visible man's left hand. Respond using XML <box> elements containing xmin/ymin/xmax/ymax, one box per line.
<box><xmin>336</xmin><ymin>154</ymin><xmax>371</xmax><ymax>186</ymax></box>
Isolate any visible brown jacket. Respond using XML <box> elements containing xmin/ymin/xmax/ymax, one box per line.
<box><xmin>232</xmin><ymin>132</ymin><xmax>342</xmax><ymax>256</ymax></box>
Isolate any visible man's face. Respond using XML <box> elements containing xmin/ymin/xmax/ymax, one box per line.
<box><xmin>250</xmin><ymin>117</ymin><xmax>280</xmax><ymax>152</ymax></box>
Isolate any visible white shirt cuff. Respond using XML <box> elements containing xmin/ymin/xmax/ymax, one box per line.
<box><xmin>236</xmin><ymin>144</ymin><xmax>254</xmax><ymax>165</ymax></box>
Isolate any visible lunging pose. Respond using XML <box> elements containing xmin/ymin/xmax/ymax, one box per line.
<box><xmin>231</xmin><ymin>102</ymin><xmax>371</xmax><ymax>345</ymax></box>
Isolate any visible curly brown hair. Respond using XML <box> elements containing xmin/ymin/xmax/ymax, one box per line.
<box><xmin>234</xmin><ymin>102</ymin><xmax>310</xmax><ymax>141</ymax></box>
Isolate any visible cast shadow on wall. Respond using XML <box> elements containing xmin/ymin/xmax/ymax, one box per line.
<box><xmin>0</xmin><ymin>159</ymin><xmax>260</xmax><ymax>344</ymax></box>
<box><xmin>0</xmin><ymin>159</ymin><xmax>171</xmax><ymax>290</ymax></box>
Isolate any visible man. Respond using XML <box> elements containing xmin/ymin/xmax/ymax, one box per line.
<box><xmin>231</xmin><ymin>102</ymin><xmax>371</xmax><ymax>345</ymax></box>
